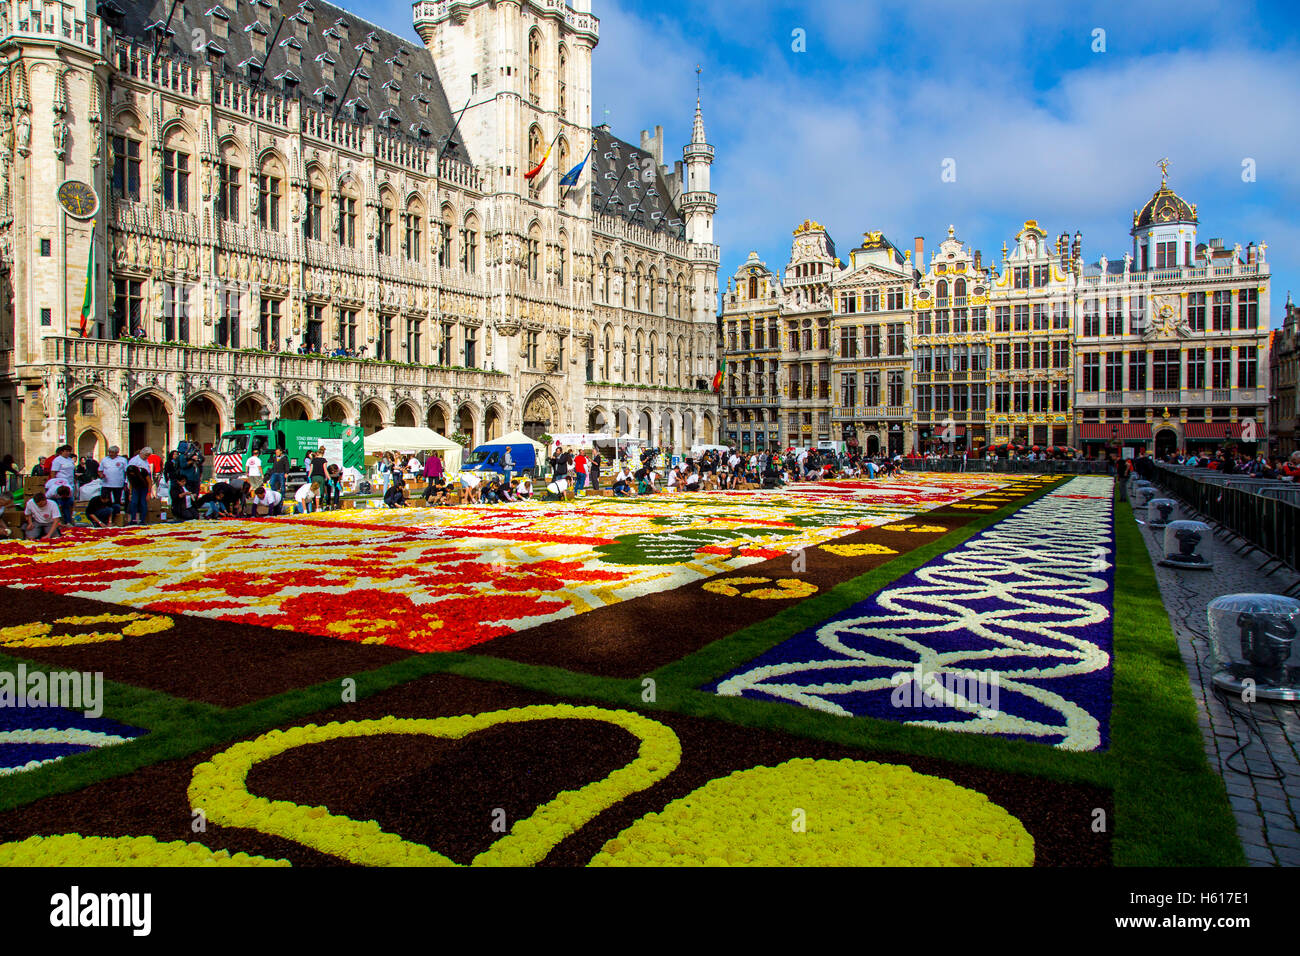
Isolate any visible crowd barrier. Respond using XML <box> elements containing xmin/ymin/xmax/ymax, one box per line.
<box><xmin>1153</xmin><ymin>464</ymin><xmax>1300</xmax><ymax>571</ymax></box>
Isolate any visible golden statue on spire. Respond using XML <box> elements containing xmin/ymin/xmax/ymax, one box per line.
<box><xmin>1157</xmin><ymin>157</ymin><xmax>1170</xmax><ymax>185</ymax></box>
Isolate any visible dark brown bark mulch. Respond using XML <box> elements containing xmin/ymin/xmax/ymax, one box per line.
<box><xmin>0</xmin><ymin>586</ymin><xmax>412</xmax><ymax>708</ymax></box>
<box><xmin>470</xmin><ymin>512</ymin><xmax>982</xmax><ymax>677</ymax></box>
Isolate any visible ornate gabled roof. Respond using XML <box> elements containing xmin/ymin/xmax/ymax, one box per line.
<box><xmin>1016</xmin><ymin>219</ymin><xmax>1047</xmax><ymax>240</ymax></box>
<box><xmin>590</xmin><ymin>126</ymin><xmax>682</xmax><ymax>234</ymax></box>
<box><xmin>111</xmin><ymin>0</ymin><xmax>468</xmax><ymax>162</ymax></box>
<box><xmin>1133</xmin><ymin>164</ymin><xmax>1197</xmax><ymax>230</ymax></box>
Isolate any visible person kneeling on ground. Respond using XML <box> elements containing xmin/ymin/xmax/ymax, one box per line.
<box><xmin>423</xmin><ymin>475</ymin><xmax>448</xmax><ymax>506</ymax></box>
<box><xmin>22</xmin><ymin>491</ymin><xmax>62</xmax><ymax>540</ymax></box>
<box><xmin>249</xmin><ymin>485</ymin><xmax>283</xmax><ymax>516</ymax></box>
<box><xmin>384</xmin><ymin>475</ymin><xmax>408</xmax><ymax>508</ymax></box>
<box><xmin>84</xmin><ymin>488</ymin><xmax>121</xmax><ymax>528</ymax></box>
<box><xmin>612</xmin><ymin>467</ymin><xmax>632</xmax><ymax>497</ymax></box>
<box><xmin>482</xmin><ymin>478</ymin><xmax>502</xmax><ymax>504</ymax></box>
<box><xmin>516</xmin><ymin>476</ymin><xmax>533</xmax><ymax>499</ymax></box>
<box><xmin>170</xmin><ymin>478</ymin><xmax>199</xmax><ymax>521</ymax></box>
<box><xmin>194</xmin><ymin>486</ymin><xmax>225</xmax><ymax>519</ymax></box>
<box><xmin>294</xmin><ymin>481</ymin><xmax>318</xmax><ymax>514</ymax></box>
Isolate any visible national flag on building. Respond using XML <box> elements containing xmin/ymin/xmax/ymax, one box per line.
<box><xmin>77</xmin><ymin>226</ymin><xmax>95</xmax><ymax>337</ymax></box>
<box><xmin>559</xmin><ymin>152</ymin><xmax>590</xmax><ymax>187</ymax></box>
<box><xmin>524</xmin><ymin>138</ymin><xmax>555</xmax><ymax>181</ymax></box>
<box><xmin>712</xmin><ymin>357</ymin><xmax>726</xmax><ymax>393</ymax></box>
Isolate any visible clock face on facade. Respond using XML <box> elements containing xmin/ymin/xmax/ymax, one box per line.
<box><xmin>57</xmin><ymin>180</ymin><xmax>98</xmax><ymax>219</ymax></box>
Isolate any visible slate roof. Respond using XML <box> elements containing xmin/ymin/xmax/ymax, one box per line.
<box><xmin>590</xmin><ymin>126</ymin><xmax>683</xmax><ymax>237</ymax></box>
<box><xmin>106</xmin><ymin>0</ymin><xmax>470</xmax><ymax>162</ymax></box>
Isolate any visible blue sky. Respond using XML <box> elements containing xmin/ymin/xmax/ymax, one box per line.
<box><xmin>369</xmin><ymin>0</ymin><xmax>1300</xmax><ymax>325</ymax></box>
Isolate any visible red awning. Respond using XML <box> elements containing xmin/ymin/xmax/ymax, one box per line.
<box><xmin>1183</xmin><ymin>423</ymin><xmax>1250</xmax><ymax>439</ymax></box>
<box><xmin>1078</xmin><ymin>423</ymin><xmax>1153</xmax><ymax>440</ymax></box>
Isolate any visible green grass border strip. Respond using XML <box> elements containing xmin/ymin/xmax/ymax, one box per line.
<box><xmin>1107</xmin><ymin>503</ymin><xmax>1243</xmax><ymax>866</ymax></box>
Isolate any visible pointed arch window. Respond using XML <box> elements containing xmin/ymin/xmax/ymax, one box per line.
<box><xmin>527</xmin><ymin>29</ymin><xmax>541</xmax><ymax>105</ymax></box>
<box><xmin>557</xmin><ymin>44</ymin><xmax>568</xmax><ymax>120</ymax></box>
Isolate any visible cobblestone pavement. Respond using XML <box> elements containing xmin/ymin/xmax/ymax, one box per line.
<box><xmin>1130</xmin><ymin>490</ymin><xmax>1300</xmax><ymax>866</ymax></box>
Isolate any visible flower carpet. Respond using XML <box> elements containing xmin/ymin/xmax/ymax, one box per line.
<box><xmin>0</xmin><ymin>475</ymin><xmax>1017</xmax><ymax>655</ymax></box>
<box><xmin>707</xmin><ymin>476</ymin><xmax>1115</xmax><ymax>751</ymax></box>
<box><xmin>0</xmin><ymin>473</ymin><xmax>1244</xmax><ymax>866</ymax></box>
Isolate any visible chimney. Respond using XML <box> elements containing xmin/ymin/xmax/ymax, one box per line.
<box><xmin>914</xmin><ymin>236</ymin><xmax>924</xmax><ymax>269</ymax></box>
<box><xmin>1247</xmin><ymin>242</ymin><xmax>1256</xmax><ymax>265</ymax></box>
<box><xmin>973</xmin><ymin>249</ymin><xmax>982</xmax><ymax>272</ymax></box>
<box><xmin>639</xmin><ymin>129</ymin><xmax>651</xmax><ymax>153</ymax></box>
<box><xmin>654</xmin><ymin>124</ymin><xmax>664</xmax><ymax>167</ymax></box>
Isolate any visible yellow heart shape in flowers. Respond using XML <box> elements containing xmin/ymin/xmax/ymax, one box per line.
<box><xmin>0</xmin><ymin>613</ymin><xmax>173</xmax><ymax>648</ymax></box>
<box><xmin>951</xmin><ymin>504</ymin><xmax>997</xmax><ymax>510</ymax></box>
<box><xmin>701</xmin><ymin>577</ymin><xmax>819</xmax><ymax>600</ymax></box>
<box><xmin>188</xmin><ymin>704</ymin><xmax>682</xmax><ymax>867</ymax></box>
<box><xmin>0</xmin><ymin>833</ymin><xmax>288</xmax><ymax>867</ymax></box>
<box><xmin>589</xmin><ymin>758</ymin><xmax>1034</xmax><ymax>867</ymax></box>
<box><xmin>819</xmin><ymin>543</ymin><xmax>899</xmax><ymax>557</ymax></box>
<box><xmin>888</xmin><ymin>524</ymin><xmax>948</xmax><ymax>533</ymax></box>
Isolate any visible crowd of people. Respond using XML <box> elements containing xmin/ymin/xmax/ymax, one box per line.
<box><xmin>1125</xmin><ymin>447</ymin><xmax>1300</xmax><ymax>481</ymax></box>
<box><xmin>14</xmin><ymin>432</ymin><xmax>1298</xmax><ymax>543</ymax></box>
<box><xmin>2</xmin><ymin>441</ymin><xmax>360</xmax><ymax>541</ymax></box>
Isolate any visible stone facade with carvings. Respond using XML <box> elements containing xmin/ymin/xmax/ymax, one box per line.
<box><xmin>1073</xmin><ymin>172</ymin><xmax>1271</xmax><ymax>455</ymax></box>
<box><xmin>720</xmin><ymin>171</ymin><xmax>1270</xmax><ymax>456</ymax></box>
<box><xmin>0</xmin><ymin>0</ymin><xmax>720</xmax><ymax>463</ymax></box>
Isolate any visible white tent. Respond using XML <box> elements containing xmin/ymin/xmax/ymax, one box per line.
<box><xmin>364</xmin><ymin>427</ymin><xmax>463</xmax><ymax>473</ymax></box>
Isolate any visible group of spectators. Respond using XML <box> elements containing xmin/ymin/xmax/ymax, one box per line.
<box><xmin>2</xmin><ymin>441</ymin><xmax>339</xmax><ymax>541</ymax></box>
<box><xmin>5</xmin><ymin>444</ymin><xmax>165</xmax><ymax>540</ymax></box>
<box><xmin>1138</xmin><ymin>447</ymin><xmax>1300</xmax><ymax>481</ymax></box>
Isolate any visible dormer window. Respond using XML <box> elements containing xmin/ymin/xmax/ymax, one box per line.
<box><xmin>323</xmin><ymin>27</ymin><xmax>341</xmax><ymax>55</ymax></box>
<box><xmin>239</xmin><ymin>56</ymin><xmax>265</xmax><ymax>83</ymax></box>
<box><xmin>383</xmin><ymin>80</ymin><xmax>400</xmax><ymax>107</ymax></box>
<box><xmin>244</xmin><ymin>19</ymin><xmax>268</xmax><ymax>58</ymax></box>
<box><xmin>280</xmin><ymin>36</ymin><xmax>302</xmax><ymax>70</ymax></box>
<box><xmin>277</xmin><ymin>71</ymin><xmax>300</xmax><ymax>95</ymax></box>
<box><xmin>356</xmin><ymin>41</ymin><xmax>374</xmax><ymax>72</ymax></box>
<box><xmin>316</xmin><ymin>86</ymin><xmax>336</xmax><ymax>106</ymax></box>
<box><xmin>206</xmin><ymin>5</ymin><xmax>229</xmax><ymax>40</ymax></box>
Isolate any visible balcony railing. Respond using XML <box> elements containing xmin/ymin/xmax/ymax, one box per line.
<box><xmin>44</xmin><ymin>336</ymin><xmax>509</xmax><ymax>393</ymax></box>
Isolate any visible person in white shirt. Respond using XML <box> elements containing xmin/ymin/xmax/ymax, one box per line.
<box><xmin>250</xmin><ymin>485</ymin><xmax>283</xmax><ymax>516</ymax></box>
<box><xmin>666</xmin><ymin>467</ymin><xmax>680</xmax><ymax>490</ymax></box>
<box><xmin>293</xmin><ymin>482</ymin><xmax>317</xmax><ymax>514</ymax></box>
<box><xmin>98</xmin><ymin>446</ymin><xmax>128</xmax><ymax>507</ymax></box>
<box><xmin>246</xmin><ymin>453</ymin><xmax>264</xmax><ymax>483</ymax></box>
<box><xmin>127</xmin><ymin>448</ymin><xmax>152</xmax><ymax>474</ymax></box>
<box><xmin>516</xmin><ymin>476</ymin><xmax>533</xmax><ymax>499</ymax></box>
<box><xmin>48</xmin><ymin>445</ymin><xmax>77</xmax><ymax>490</ymax></box>
<box><xmin>22</xmin><ymin>492</ymin><xmax>62</xmax><ymax>540</ymax></box>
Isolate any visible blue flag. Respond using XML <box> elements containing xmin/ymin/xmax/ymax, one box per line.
<box><xmin>559</xmin><ymin>153</ymin><xmax>589</xmax><ymax>187</ymax></box>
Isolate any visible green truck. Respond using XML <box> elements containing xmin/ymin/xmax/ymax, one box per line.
<box><xmin>212</xmin><ymin>419</ymin><xmax>364</xmax><ymax>484</ymax></box>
